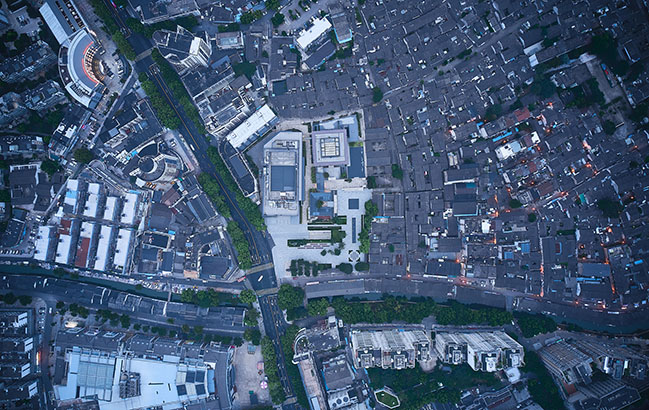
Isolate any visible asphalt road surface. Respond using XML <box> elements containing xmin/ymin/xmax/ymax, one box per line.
<box><xmin>259</xmin><ymin>295</ymin><xmax>295</xmax><ymax>399</ymax></box>
<box><xmin>1</xmin><ymin>275</ymin><xmax>246</xmax><ymax>335</ymax></box>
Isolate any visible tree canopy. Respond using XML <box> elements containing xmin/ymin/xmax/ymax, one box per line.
<box><xmin>277</xmin><ymin>284</ymin><xmax>304</xmax><ymax>311</ymax></box>
<box><xmin>240</xmin><ymin>289</ymin><xmax>256</xmax><ymax>304</ymax></box>
<box><xmin>74</xmin><ymin>148</ymin><xmax>95</xmax><ymax>164</ymax></box>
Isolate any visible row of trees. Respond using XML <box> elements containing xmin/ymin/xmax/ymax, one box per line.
<box><xmin>514</xmin><ymin>311</ymin><xmax>558</xmax><ymax>338</ymax></box>
<box><xmin>280</xmin><ymin>325</ymin><xmax>309</xmax><ymax>407</ymax></box>
<box><xmin>197</xmin><ymin>173</ymin><xmax>231</xmax><ymax>218</ymax></box>
<box><xmin>126</xmin><ymin>16</ymin><xmax>199</xmax><ymax>38</ymax></box>
<box><xmin>179</xmin><ymin>288</ymin><xmax>238</xmax><ymax>307</ymax></box>
<box><xmin>87</xmin><ymin>0</ymin><xmax>136</xmax><ymax>59</ymax></box>
<box><xmin>359</xmin><ymin>200</ymin><xmax>378</xmax><ymax>253</ymax></box>
<box><xmin>0</xmin><ymin>293</ymin><xmax>32</xmax><ymax>306</ymax></box>
<box><xmin>524</xmin><ymin>351</ymin><xmax>566</xmax><ymax>409</ymax></box>
<box><xmin>329</xmin><ymin>296</ymin><xmax>514</xmax><ymax>326</ymax></box>
<box><xmin>227</xmin><ymin>221</ymin><xmax>252</xmax><ymax>269</ymax></box>
<box><xmin>261</xmin><ymin>337</ymin><xmax>286</xmax><ymax>403</ymax></box>
<box><xmin>206</xmin><ymin>147</ymin><xmax>266</xmax><ymax>230</ymax></box>
<box><xmin>151</xmin><ymin>49</ymin><xmax>206</xmax><ymax>134</ymax></box>
<box><xmin>139</xmin><ymin>73</ymin><xmax>181</xmax><ymax>129</ymax></box>
<box><xmin>289</xmin><ymin>259</ymin><xmax>330</xmax><ymax>277</ymax></box>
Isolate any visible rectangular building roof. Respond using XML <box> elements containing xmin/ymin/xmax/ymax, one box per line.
<box><xmin>296</xmin><ymin>17</ymin><xmax>332</xmax><ymax>50</ymax></box>
<box><xmin>120</xmin><ymin>192</ymin><xmax>138</xmax><ymax>225</ymax></box>
<box><xmin>39</xmin><ymin>0</ymin><xmax>87</xmax><ymax>45</ymax></box>
<box><xmin>83</xmin><ymin>193</ymin><xmax>99</xmax><ymax>218</ymax></box>
<box><xmin>226</xmin><ymin>104</ymin><xmax>277</xmax><ymax>149</ymax></box>
<box><xmin>34</xmin><ymin>226</ymin><xmax>54</xmax><ymax>262</ymax></box>
<box><xmin>103</xmin><ymin>196</ymin><xmax>118</xmax><ymax>222</ymax></box>
<box><xmin>94</xmin><ymin>225</ymin><xmax>113</xmax><ymax>272</ymax></box>
<box><xmin>113</xmin><ymin>229</ymin><xmax>133</xmax><ymax>272</ymax></box>
<box><xmin>55</xmin><ymin>234</ymin><xmax>73</xmax><ymax>265</ymax></box>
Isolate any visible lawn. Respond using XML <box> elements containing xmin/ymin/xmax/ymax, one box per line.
<box><xmin>375</xmin><ymin>390</ymin><xmax>400</xmax><ymax>408</ymax></box>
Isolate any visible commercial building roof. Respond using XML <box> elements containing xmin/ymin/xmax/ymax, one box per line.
<box><xmin>120</xmin><ymin>192</ymin><xmax>139</xmax><ymax>225</ymax></box>
<box><xmin>296</xmin><ymin>17</ymin><xmax>332</xmax><ymax>50</ymax></box>
<box><xmin>113</xmin><ymin>229</ymin><xmax>133</xmax><ymax>272</ymax></box>
<box><xmin>226</xmin><ymin>104</ymin><xmax>277</xmax><ymax>149</ymax></box>
<box><xmin>270</xmin><ymin>165</ymin><xmax>297</xmax><ymax>192</ymax></box>
<box><xmin>55</xmin><ymin>234</ymin><xmax>73</xmax><ymax>265</ymax></box>
<box><xmin>312</xmin><ymin>129</ymin><xmax>349</xmax><ymax>166</ymax></box>
<box><xmin>103</xmin><ymin>196</ymin><xmax>118</xmax><ymax>222</ymax></box>
<box><xmin>39</xmin><ymin>0</ymin><xmax>87</xmax><ymax>45</ymax></box>
<box><xmin>93</xmin><ymin>225</ymin><xmax>113</xmax><ymax>272</ymax></box>
<box><xmin>34</xmin><ymin>226</ymin><xmax>54</xmax><ymax>262</ymax></box>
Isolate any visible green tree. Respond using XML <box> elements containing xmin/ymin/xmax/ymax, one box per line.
<box><xmin>597</xmin><ymin>197</ymin><xmax>622</xmax><ymax>218</ymax></box>
<box><xmin>18</xmin><ymin>295</ymin><xmax>32</xmax><ymax>306</ymax></box>
<box><xmin>603</xmin><ymin>119</ymin><xmax>616</xmax><ymax>135</ymax></box>
<box><xmin>372</xmin><ymin>87</ymin><xmax>383</xmax><ymax>103</ymax></box>
<box><xmin>355</xmin><ymin>262</ymin><xmax>369</xmax><ymax>271</ymax></box>
<box><xmin>40</xmin><ymin>159</ymin><xmax>60</xmax><ymax>176</ymax></box>
<box><xmin>509</xmin><ymin>198</ymin><xmax>523</xmax><ymax>208</ymax></box>
<box><xmin>112</xmin><ymin>31</ymin><xmax>136</xmax><ymax>60</ymax></box>
<box><xmin>271</xmin><ymin>12</ymin><xmax>285</xmax><ymax>27</ymax></box>
<box><xmin>74</xmin><ymin>148</ymin><xmax>95</xmax><ymax>164</ymax></box>
<box><xmin>266</xmin><ymin>0</ymin><xmax>280</xmax><ymax>11</ymax></box>
<box><xmin>240</xmin><ymin>10</ymin><xmax>263</xmax><ymax>24</ymax></box>
<box><xmin>531</xmin><ymin>74</ymin><xmax>556</xmax><ymax>98</ymax></box>
<box><xmin>244</xmin><ymin>308</ymin><xmax>260</xmax><ymax>326</ymax></box>
<box><xmin>244</xmin><ymin>327</ymin><xmax>262</xmax><ymax>345</ymax></box>
<box><xmin>2</xmin><ymin>293</ymin><xmax>17</xmax><ymax>305</ymax></box>
<box><xmin>240</xmin><ymin>289</ymin><xmax>256</xmax><ymax>304</ymax></box>
<box><xmin>307</xmin><ymin>298</ymin><xmax>329</xmax><ymax>316</ymax></box>
<box><xmin>277</xmin><ymin>284</ymin><xmax>304</xmax><ymax>311</ymax></box>
<box><xmin>119</xmin><ymin>314</ymin><xmax>131</xmax><ymax>329</ymax></box>
<box><xmin>528</xmin><ymin>213</ymin><xmax>537</xmax><ymax>223</ymax></box>
<box><xmin>391</xmin><ymin>164</ymin><xmax>403</xmax><ymax>179</ymax></box>
<box><xmin>484</xmin><ymin>104</ymin><xmax>503</xmax><ymax>121</ymax></box>
<box><xmin>336</xmin><ymin>263</ymin><xmax>353</xmax><ymax>274</ymax></box>
<box><xmin>180</xmin><ymin>289</ymin><xmax>196</xmax><ymax>303</ymax></box>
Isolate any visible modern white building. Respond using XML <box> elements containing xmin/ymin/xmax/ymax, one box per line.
<box><xmin>120</xmin><ymin>192</ymin><xmax>139</xmax><ymax>226</ymax></box>
<box><xmin>152</xmin><ymin>26</ymin><xmax>211</xmax><ymax>74</ymax></box>
<box><xmin>434</xmin><ymin>328</ymin><xmax>524</xmax><ymax>372</ymax></box>
<box><xmin>350</xmin><ymin>329</ymin><xmax>431</xmax><ymax>369</ymax></box>
<box><xmin>225</xmin><ymin>104</ymin><xmax>278</xmax><ymax>150</ymax></box>
<box><xmin>34</xmin><ymin>226</ymin><xmax>55</xmax><ymax>262</ymax></box>
<box><xmin>40</xmin><ymin>0</ymin><xmax>105</xmax><ymax>108</ymax></box>
<box><xmin>83</xmin><ymin>183</ymin><xmax>101</xmax><ymax>218</ymax></box>
<box><xmin>94</xmin><ymin>225</ymin><xmax>114</xmax><ymax>272</ymax></box>
<box><xmin>296</xmin><ymin>17</ymin><xmax>332</xmax><ymax>51</ymax></box>
<box><xmin>113</xmin><ymin>228</ymin><xmax>133</xmax><ymax>274</ymax></box>
<box><xmin>103</xmin><ymin>196</ymin><xmax>118</xmax><ymax>222</ymax></box>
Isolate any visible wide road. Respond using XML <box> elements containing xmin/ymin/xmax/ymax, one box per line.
<box><xmin>259</xmin><ymin>295</ymin><xmax>295</xmax><ymax>399</ymax></box>
<box><xmin>1</xmin><ymin>275</ymin><xmax>246</xmax><ymax>335</ymax></box>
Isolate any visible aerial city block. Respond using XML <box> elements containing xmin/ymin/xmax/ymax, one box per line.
<box><xmin>0</xmin><ymin>0</ymin><xmax>648</xmax><ymax>409</ymax></box>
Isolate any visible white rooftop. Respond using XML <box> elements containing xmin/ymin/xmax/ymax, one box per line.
<box><xmin>296</xmin><ymin>17</ymin><xmax>332</xmax><ymax>50</ymax></box>
<box><xmin>83</xmin><ymin>193</ymin><xmax>99</xmax><ymax>218</ymax></box>
<box><xmin>120</xmin><ymin>193</ymin><xmax>138</xmax><ymax>225</ymax></box>
<box><xmin>226</xmin><ymin>104</ymin><xmax>277</xmax><ymax>149</ymax></box>
<box><xmin>93</xmin><ymin>225</ymin><xmax>113</xmax><ymax>272</ymax></box>
<box><xmin>113</xmin><ymin>229</ymin><xmax>133</xmax><ymax>272</ymax></box>
<box><xmin>55</xmin><ymin>234</ymin><xmax>73</xmax><ymax>265</ymax></box>
<box><xmin>34</xmin><ymin>226</ymin><xmax>54</xmax><ymax>262</ymax></box>
<box><xmin>103</xmin><ymin>196</ymin><xmax>118</xmax><ymax>222</ymax></box>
